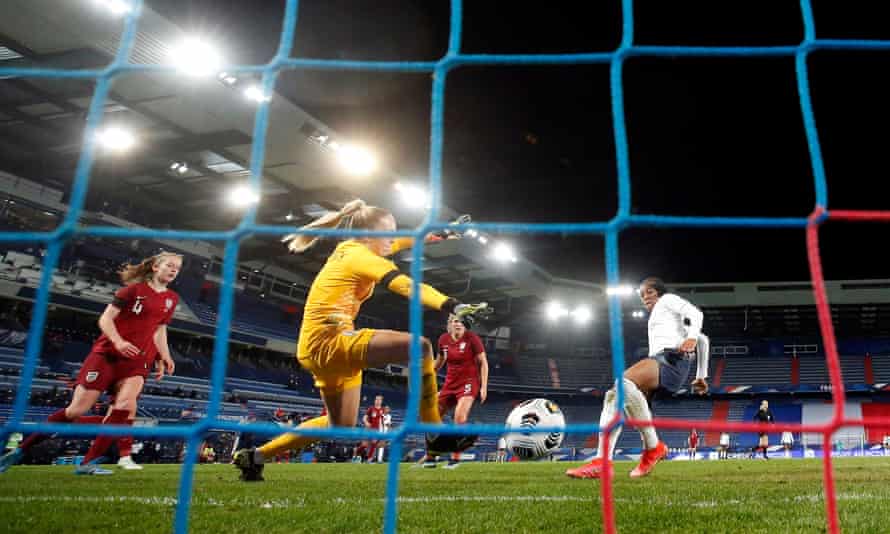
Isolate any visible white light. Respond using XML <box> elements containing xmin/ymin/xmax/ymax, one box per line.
<box><xmin>169</xmin><ymin>38</ymin><xmax>223</xmax><ymax>77</ymax></box>
<box><xmin>465</xmin><ymin>229</ymin><xmax>478</xmax><ymax>238</ymax></box>
<box><xmin>632</xmin><ymin>310</ymin><xmax>646</xmax><ymax>319</ymax></box>
<box><xmin>227</xmin><ymin>184</ymin><xmax>260</xmax><ymax>207</ymax></box>
<box><xmin>478</xmin><ymin>235</ymin><xmax>488</xmax><ymax>245</ymax></box>
<box><xmin>243</xmin><ymin>85</ymin><xmax>272</xmax><ymax>103</ymax></box>
<box><xmin>572</xmin><ymin>306</ymin><xmax>592</xmax><ymax>324</ymax></box>
<box><xmin>394</xmin><ymin>182</ymin><xmax>429</xmax><ymax>209</ymax></box>
<box><xmin>491</xmin><ymin>242</ymin><xmax>516</xmax><ymax>263</ymax></box>
<box><xmin>94</xmin><ymin>0</ymin><xmax>132</xmax><ymax>15</ymax></box>
<box><xmin>606</xmin><ymin>285</ymin><xmax>635</xmax><ymax>297</ymax></box>
<box><xmin>285</xmin><ymin>212</ymin><xmax>294</xmax><ymax>222</ymax></box>
<box><xmin>218</xmin><ymin>72</ymin><xmax>238</xmax><ymax>86</ymax></box>
<box><xmin>96</xmin><ymin>126</ymin><xmax>136</xmax><ymax>152</ymax></box>
<box><xmin>337</xmin><ymin>144</ymin><xmax>377</xmax><ymax>176</ymax></box>
<box><xmin>327</xmin><ymin>141</ymin><xmax>341</xmax><ymax>151</ymax></box>
<box><xmin>546</xmin><ymin>301</ymin><xmax>569</xmax><ymax>321</ymax></box>
<box><xmin>169</xmin><ymin>161</ymin><xmax>188</xmax><ymax>174</ymax></box>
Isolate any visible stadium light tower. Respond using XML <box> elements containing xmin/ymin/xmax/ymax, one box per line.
<box><xmin>572</xmin><ymin>306</ymin><xmax>592</xmax><ymax>325</ymax></box>
<box><xmin>217</xmin><ymin>71</ymin><xmax>238</xmax><ymax>86</ymax></box>
<box><xmin>243</xmin><ymin>85</ymin><xmax>272</xmax><ymax>103</ymax></box>
<box><xmin>606</xmin><ymin>285</ymin><xmax>635</xmax><ymax>297</ymax></box>
<box><xmin>96</xmin><ymin>126</ymin><xmax>136</xmax><ymax>152</ymax></box>
<box><xmin>227</xmin><ymin>184</ymin><xmax>260</xmax><ymax>207</ymax></box>
<box><xmin>169</xmin><ymin>38</ymin><xmax>223</xmax><ymax>77</ymax></box>
<box><xmin>394</xmin><ymin>182</ymin><xmax>430</xmax><ymax>210</ymax></box>
<box><xmin>169</xmin><ymin>161</ymin><xmax>189</xmax><ymax>175</ymax></box>
<box><xmin>491</xmin><ymin>242</ymin><xmax>518</xmax><ymax>263</ymax></box>
<box><xmin>546</xmin><ymin>301</ymin><xmax>569</xmax><ymax>321</ymax></box>
<box><xmin>335</xmin><ymin>144</ymin><xmax>378</xmax><ymax>176</ymax></box>
<box><xmin>93</xmin><ymin>0</ymin><xmax>132</xmax><ymax>15</ymax></box>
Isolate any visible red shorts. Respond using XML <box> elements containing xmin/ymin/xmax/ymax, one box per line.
<box><xmin>75</xmin><ymin>351</ymin><xmax>150</xmax><ymax>393</ymax></box>
<box><xmin>438</xmin><ymin>379</ymin><xmax>479</xmax><ymax>413</ymax></box>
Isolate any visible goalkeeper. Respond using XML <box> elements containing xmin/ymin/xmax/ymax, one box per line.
<box><xmin>234</xmin><ymin>200</ymin><xmax>488</xmax><ymax>481</ymax></box>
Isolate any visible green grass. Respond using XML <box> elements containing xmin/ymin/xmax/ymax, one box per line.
<box><xmin>1</xmin><ymin>458</ymin><xmax>889</xmax><ymax>533</ymax></box>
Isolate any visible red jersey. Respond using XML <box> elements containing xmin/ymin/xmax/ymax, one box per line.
<box><xmin>92</xmin><ymin>282</ymin><xmax>178</xmax><ymax>365</ymax></box>
<box><xmin>437</xmin><ymin>331</ymin><xmax>484</xmax><ymax>386</ymax></box>
<box><xmin>365</xmin><ymin>406</ymin><xmax>384</xmax><ymax>430</ymax></box>
<box><xmin>689</xmin><ymin>431</ymin><xmax>699</xmax><ymax>448</ymax></box>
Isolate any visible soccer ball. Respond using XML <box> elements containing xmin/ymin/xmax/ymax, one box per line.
<box><xmin>504</xmin><ymin>398</ymin><xmax>565</xmax><ymax>459</ymax></box>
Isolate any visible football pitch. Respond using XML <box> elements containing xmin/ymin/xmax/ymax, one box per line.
<box><xmin>1</xmin><ymin>458</ymin><xmax>889</xmax><ymax>533</ymax></box>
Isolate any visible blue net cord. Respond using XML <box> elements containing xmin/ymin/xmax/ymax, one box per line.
<box><xmin>0</xmin><ymin>0</ymin><xmax>888</xmax><ymax>531</ymax></box>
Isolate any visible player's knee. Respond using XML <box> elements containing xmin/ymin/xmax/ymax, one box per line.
<box><xmin>454</xmin><ymin>412</ymin><xmax>469</xmax><ymax>424</ymax></box>
<box><xmin>113</xmin><ymin>397</ymin><xmax>135</xmax><ymax>412</ymax></box>
<box><xmin>66</xmin><ymin>394</ymin><xmax>94</xmax><ymax>417</ymax></box>
<box><xmin>64</xmin><ymin>404</ymin><xmax>89</xmax><ymax>419</ymax></box>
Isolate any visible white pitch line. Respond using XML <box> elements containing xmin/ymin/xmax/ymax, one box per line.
<box><xmin>0</xmin><ymin>492</ymin><xmax>884</xmax><ymax>509</ymax></box>
<box><xmin>395</xmin><ymin>495</ymin><xmax>592</xmax><ymax>503</ymax></box>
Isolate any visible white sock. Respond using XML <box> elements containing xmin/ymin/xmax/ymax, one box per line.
<box><xmin>621</xmin><ymin>378</ymin><xmax>659</xmax><ymax>450</ymax></box>
<box><xmin>596</xmin><ymin>388</ymin><xmax>623</xmax><ymax>459</ymax></box>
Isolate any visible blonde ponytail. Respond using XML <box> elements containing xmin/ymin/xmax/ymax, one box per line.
<box><xmin>119</xmin><ymin>251</ymin><xmax>183</xmax><ymax>285</ymax></box>
<box><xmin>282</xmin><ymin>199</ymin><xmax>392</xmax><ymax>253</ymax></box>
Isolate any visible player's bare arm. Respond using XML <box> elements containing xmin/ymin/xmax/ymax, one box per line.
<box><xmin>98</xmin><ymin>304</ymin><xmax>140</xmax><ymax>358</ymax></box>
<box><xmin>477</xmin><ymin>351</ymin><xmax>488</xmax><ymax>403</ymax></box>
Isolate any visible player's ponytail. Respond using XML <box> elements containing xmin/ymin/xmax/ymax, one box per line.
<box><xmin>119</xmin><ymin>251</ymin><xmax>183</xmax><ymax>285</ymax></box>
<box><xmin>282</xmin><ymin>199</ymin><xmax>392</xmax><ymax>253</ymax></box>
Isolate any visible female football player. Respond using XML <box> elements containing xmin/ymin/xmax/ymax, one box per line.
<box><xmin>233</xmin><ymin>199</ymin><xmax>487</xmax><ymax>481</ymax></box>
<box><xmin>0</xmin><ymin>252</ymin><xmax>180</xmax><ymax>475</ymax></box>
<box><xmin>422</xmin><ymin>314</ymin><xmax>488</xmax><ymax>469</ymax></box>
<box><xmin>567</xmin><ymin>277</ymin><xmax>709</xmax><ymax>479</ymax></box>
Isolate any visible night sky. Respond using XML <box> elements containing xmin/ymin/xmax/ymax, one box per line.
<box><xmin>147</xmin><ymin>0</ymin><xmax>890</xmax><ymax>285</ymax></box>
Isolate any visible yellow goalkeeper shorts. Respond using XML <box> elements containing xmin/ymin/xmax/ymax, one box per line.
<box><xmin>297</xmin><ymin>328</ymin><xmax>376</xmax><ymax>393</ymax></box>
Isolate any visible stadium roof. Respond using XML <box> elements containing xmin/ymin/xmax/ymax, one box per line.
<box><xmin>0</xmin><ymin>0</ymin><xmax>570</xmax><ymax>318</ymax></box>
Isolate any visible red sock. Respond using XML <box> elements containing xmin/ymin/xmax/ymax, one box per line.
<box><xmin>77</xmin><ymin>415</ymin><xmax>104</xmax><ymax>424</ymax></box>
<box><xmin>118</xmin><ymin>424</ymin><xmax>134</xmax><ymax>458</ymax></box>
<box><xmin>19</xmin><ymin>408</ymin><xmax>73</xmax><ymax>452</ymax></box>
<box><xmin>81</xmin><ymin>409</ymin><xmax>131</xmax><ymax>465</ymax></box>
<box><xmin>79</xmin><ymin>415</ymin><xmax>132</xmax><ymax>457</ymax></box>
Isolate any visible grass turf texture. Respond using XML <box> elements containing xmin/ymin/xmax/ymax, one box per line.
<box><xmin>1</xmin><ymin>458</ymin><xmax>889</xmax><ymax>533</ymax></box>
